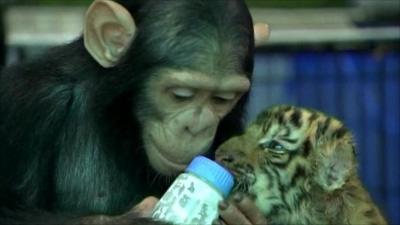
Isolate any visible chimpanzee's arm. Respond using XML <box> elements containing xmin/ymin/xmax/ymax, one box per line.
<box><xmin>0</xmin><ymin>55</ymin><xmax>77</xmax><ymax>223</ymax></box>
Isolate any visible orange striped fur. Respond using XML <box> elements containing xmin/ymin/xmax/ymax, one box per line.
<box><xmin>216</xmin><ymin>105</ymin><xmax>387</xmax><ymax>225</ymax></box>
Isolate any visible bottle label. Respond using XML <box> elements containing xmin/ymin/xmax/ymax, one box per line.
<box><xmin>152</xmin><ymin>173</ymin><xmax>223</xmax><ymax>225</ymax></box>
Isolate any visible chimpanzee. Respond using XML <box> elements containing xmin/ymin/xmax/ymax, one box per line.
<box><xmin>0</xmin><ymin>0</ymin><xmax>268</xmax><ymax>224</ymax></box>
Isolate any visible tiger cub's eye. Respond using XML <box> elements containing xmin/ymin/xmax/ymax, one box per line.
<box><xmin>259</xmin><ymin>140</ymin><xmax>286</xmax><ymax>154</ymax></box>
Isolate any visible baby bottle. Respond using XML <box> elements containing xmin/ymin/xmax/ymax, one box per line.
<box><xmin>152</xmin><ymin>156</ymin><xmax>234</xmax><ymax>225</ymax></box>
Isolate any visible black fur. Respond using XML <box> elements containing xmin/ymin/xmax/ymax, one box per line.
<box><xmin>0</xmin><ymin>0</ymin><xmax>254</xmax><ymax>224</ymax></box>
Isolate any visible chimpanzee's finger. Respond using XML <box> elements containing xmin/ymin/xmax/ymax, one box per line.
<box><xmin>218</xmin><ymin>200</ymin><xmax>253</xmax><ymax>225</ymax></box>
<box><xmin>131</xmin><ymin>196</ymin><xmax>159</xmax><ymax>217</ymax></box>
<box><xmin>212</xmin><ymin>218</ymin><xmax>227</xmax><ymax>225</ymax></box>
<box><xmin>232</xmin><ymin>193</ymin><xmax>268</xmax><ymax>225</ymax></box>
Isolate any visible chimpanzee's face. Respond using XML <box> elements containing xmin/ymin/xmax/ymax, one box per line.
<box><xmin>83</xmin><ymin>0</ymin><xmax>255</xmax><ymax>175</ymax></box>
<box><xmin>138</xmin><ymin>69</ymin><xmax>250</xmax><ymax>175</ymax></box>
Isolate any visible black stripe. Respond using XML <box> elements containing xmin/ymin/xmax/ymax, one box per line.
<box><xmin>302</xmin><ymin>138</ymin><xmax>312</xmax><ymax>156</ymax></box>
<box><xmin>273</xmin><ymin>150</ymin><xmax>297</xmax><ymax>170</ymax></box>
<box><xmin>244</xmin><ymin>163</ymin><xmax>254</xmax><ymax>175</ymax></box>
<box><xmin>281</xmin><ymin>137</ymin><xmax>297</xmax><ymax>144</ymax></box>
<box><xmin>290</xmin><ymin>165</ymin><xmax>307</xmax><ymax>187</ymax></box>
<box><xmin>263</xmin><ymin>120</ymin><xmax>272</xmax><ymax>133</ymax></box>
<box><xmin>364</xmin><ymin>208</ymin><xmax>376</xmax><ymax>218</ymax></box>
<box><xmin>316</xmin><ymin>122</ymin><xmax>323</xmax><ymax>139</ymax></box>
<box><xmin>290</xmin><ymin>110</ymin><xmax>302</xmax><ymax>128</ymax></box>
<box><xmin>309</xmin><ymin>113</ymin><xmax>319</xmax><ymax>123</ymax></box>
<box><xmin>282</xmin><ymin>105</ymin><xmax>292</xmax><ymax>113</ymax></box>
<box><xmin>294</xmin><ymin>191</ymin><xmax>307</xmax><ymax>209</ymax></box>
<box><xmin>269</xmin><ymin>206</ymin><xmax>282</xmax><ymax>216</ymax></box>
<box><xmin>276</xmin><ymin>173</ymin><xmax>289</xmax><ymax>207</ymax></box>
<box><xmin>270</xmin><ymin>167</ymin><xmax>280</xmax><ymax>181</ymax></box>
<box><xmin>281</xmin><ymin>126</ymin><xmax>290</xmax><ymax>138</ymax></box>
<box><xmin>351</xmin><ymin>145</ymin><xmax>357</xmax><ymax>156</ymax></box>
<box><xmin>277</xmin><ymin>113</ymin><xmax>285</xmax><ymax>125</ymax></box>
<box><xmin>316</xmin><ymin>118</ymin><xmax>331</xmax><ymax>138</ymax></box>
<box><xmin>321</xmin><ymin>118</ymin><xmax>331</xmax><ymax>135</ymax></box>
<box><xmin>333</xmin><ymin>126</ymin><xmax>348</xmax><ymax>139</ymax></box>
<box><xmin>261</xmin><ymin>165</ymin><xmax>274</xmax><ymax>189</ymax></box>
<box><xmin>255</xmin><ymin>110</ymin><xmax>271</xmax><ymax>125</ymax></box>
<box><xmin>247</xmin><ymin>192</ymin><xmax>257</xmax><ymax>200</ymax></box>
<box><xmin>347</xmin><ymin>189</ymin><xmax>363</xmax><ymax>201</ymax></box>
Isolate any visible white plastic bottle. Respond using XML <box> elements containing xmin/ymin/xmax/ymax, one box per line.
<box><xmin>152</xmin><ymin>156</ymin><xmax>234</xmax><ymax>225</ymax></box>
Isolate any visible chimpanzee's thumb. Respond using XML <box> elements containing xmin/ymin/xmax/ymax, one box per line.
<box><xmin>131</xmin><ymin>196</ymin><xmax>160</xmax><ymax>217</ymax></box>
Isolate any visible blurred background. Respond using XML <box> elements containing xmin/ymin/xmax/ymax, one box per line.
<box><xmin>0</xmin><ymin>0</ymin><xmax>399</xmax><ymax>223</ymax></box>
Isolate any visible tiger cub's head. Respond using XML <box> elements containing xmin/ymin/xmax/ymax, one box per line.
<box><xmin>215</xmin><ymin>105</ymin><xmax>357</xmax><ymax>215</ymax></box>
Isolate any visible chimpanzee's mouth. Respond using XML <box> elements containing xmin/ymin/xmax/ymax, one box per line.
<box><xmin>157</xmin><ymin>148</ymin><xmax>187</xmax><ymax>169</ymax></box>
<box><xmin>150</xmin><ymin>136</ymin><xmax>188</xmax><ymax>172</ymax></box>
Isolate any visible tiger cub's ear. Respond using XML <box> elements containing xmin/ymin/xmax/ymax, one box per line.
<box><xmin>313</xmin><ymin>141</ymin><xmax>356</xmax><ymax>192</ymax></box>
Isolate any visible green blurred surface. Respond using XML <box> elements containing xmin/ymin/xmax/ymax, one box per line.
<box><xmin>245</xmin><ymin>0</ymin><xmax>347</xmax><ymax>8</ymax></box>
<box><xmin>2</xmin><ymin>0</ymin><xmax>91</xmax><ymax>5</ymax></box>
<box><xmin>4</xmin><ymin>0</ymin><xmax>348</xmax><ymax>7</ymax></box>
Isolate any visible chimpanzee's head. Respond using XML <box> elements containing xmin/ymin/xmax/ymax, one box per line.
<box><xmin>83</xmin><ymin>0</ymin><xmax>266</xmax><ymax>175</ymax></box>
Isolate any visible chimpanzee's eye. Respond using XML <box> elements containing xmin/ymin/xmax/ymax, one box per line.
<box><xmin>171</xmin><ymin>88</ymin><xmax>195</xmax><ymax>101</ymax></box>
<box><xmin>212</xmin><ymin>92</ymin><xmax>235</xmax><ymax>104</ymax></box>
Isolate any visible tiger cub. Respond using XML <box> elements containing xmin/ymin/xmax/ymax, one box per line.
<box><xmin>216</xmin><ymin>105</ymin><xmax>387</xmax><ymax>225</ymax></box>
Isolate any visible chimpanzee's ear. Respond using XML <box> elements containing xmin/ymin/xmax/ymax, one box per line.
<box><xmin>84</xmin><ymin>0</ymin><xmax>136</xmax><ymax>68</ymax></box>
<box><xmin>254</xmin><ymin>23</ymin><xmax>270</xmax><ymax>47</ymax></box>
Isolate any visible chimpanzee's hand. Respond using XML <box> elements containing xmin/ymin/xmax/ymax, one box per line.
<box><xmin>214</xmin><ymin>193</ymin><xmax>268</xmax><ymax>225</ymax></box>
<box><xmin>79</xmin><ymin>196</ymin><xmax>162</xmax><ymax>225</ymax></box>
<box><xmin>130</xmin><ymin>196</ymin><xmax>160</xmax><ymax>217</ymax></box>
